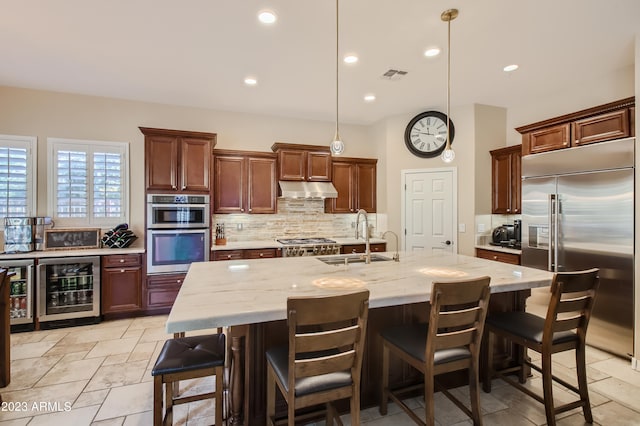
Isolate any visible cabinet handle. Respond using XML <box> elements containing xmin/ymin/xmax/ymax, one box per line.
<box><xmin>182</xmin><ymin>185</ymin><xmax>186</xmax><ymax>190</ymax></box>
<box><xmin>241</xmin><ymin>208</ymin><xmax>244</xmax><ymax>212</ymax></box>
<box><xmin>259</xmin><ymin>253</ymin><xmax>263</xmax><ymax>257</ymax></box>
<box><xmin>172</xmin><ymin>185</ymin><xmax>176</xmax><ymax>189</ymax></box>
<box><xmin>352</xmin><ymin>249</ymin><xmax>357</xmax><ymax>254</ymax></box>
<box><xmin>507</xmin><ymin>208</ymin><xmax>511</xmax><ymax>212</ymax></box>
<box><xmin>177</xmin><ymin>280</ymin><xmax>182</xmax><ymax>284</ymax></box>
<box><xmin>227</xmin><ymin>255</ymin><xmax>232</xmax><ymax>259</ymax></box>
<box><xmin>119</xmin><ymin>259</ymin><xmax>125</xmax><ymax>263</ymax></box>
<box><xmin>493</xmin><ymin>256</ymin><xmax>498</xmax><ymax>260</ymax></box>
<box><xmin>249</xmin><ymin>208</ymin><xmax>252</xmax><ymax>212</ymax></box>
<box><xmin>120</xmin><ymin>269</ymin><xmax>125</xmax><ymax>273</ymax></box>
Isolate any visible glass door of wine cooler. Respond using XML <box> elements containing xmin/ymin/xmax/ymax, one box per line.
<box><xmin>37</xmin><ymin>256</ymin><xmax>100</xmax><ymax>323</ymax></box>
<box><xmin>0</xmin><ymin>259</ymin><xmax>35</xmax><ymax>329</ymax></box>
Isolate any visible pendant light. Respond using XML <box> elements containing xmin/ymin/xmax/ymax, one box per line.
<box><xmin>330</xmin><ymin>0</ymin><xmax>345</xmax><ymax>155</ymax></box>
<box><xmin>440</xmin><ymin>8</ymin><xmax>458</xmax><ymax>163</ymax></box>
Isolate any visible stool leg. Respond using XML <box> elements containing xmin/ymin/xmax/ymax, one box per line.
<box><xmin>266</xmin><ymin>366</ymin><xmax>276</xmax><ymax>426</ymax></box>
<box><xmin>351</xmin><ymin>386</ymin><xmax>360</xmax><ymax>426</ymax></box>
<box><xmin>380</xmin><ymin>343</ymin><xmax>389</xmax><ymax>415</ymax></box>
<box><xmin>166</xmin><ymin>377</ymin><xmax>174</xmax><ymax>426</ymax></box>
<box><xmin>541</xmin><ymin>350</ymin><xmax>556</xmax><ymax>426</ymax></box>
<box><xmin>216</xmin><ymin>366</ymin><xmax>224</xmax><ymax>425</ymax></box>
<box><xmin>576</xmin><ymin>344</ymin><xmax>593</xmax><ymax>423</ymax></box>
<box><xmin>153</xmin><ymin>376</ymin><xmax>163</xmax><ymax>426</ymax></box>
<box><xmin>482</xmin><ymin>329</ymin><xmax>494</xmax><ymax>393</ymax></box>
<box><xmin>469</xmin><ymin>356</ymin><xmax>483</xmax><ymax>426</ymax></box>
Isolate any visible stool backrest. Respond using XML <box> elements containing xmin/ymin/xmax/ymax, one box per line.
<box><xmin>545</xmin><ymin>268</ymin><xmax>599</xmax><ymax>345</ymax></box>
<box><xmin>426</xmin><ymin>276</ymin><xmax>491</xmax><ymax>362</ymax></box>
<box><xmin>287</xmin><ymin>290</ymin><xmax>370</xmax><ymax>392</ymax></box>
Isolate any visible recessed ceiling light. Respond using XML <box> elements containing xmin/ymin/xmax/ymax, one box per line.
<box><xmin>258</xmin><ymin>10</ymin><xmax>277</xmax><ymax>24</ymax></box>
<box><xmin>364</xmin><ymin>94</ymin><xmax>376</xmax><ymax>102</ymax></box>
<box><xmin>244</xmin><ymin>77</ymin><xmax>257</xmax><ymax>86</ymax></box>
<box><xmin>503</xmin><ymin>64</ymin><xmax>519</xmax><ymax>72</ymax></box>
<box><xmin>424</xmin><ymin>47</ymin><xmax>441</xmax><ymax>57</ymax></box>
<box><xmin>343</xmin><ymin>55</ymin><xmax>358</xmax><ymax>64</ymax></box>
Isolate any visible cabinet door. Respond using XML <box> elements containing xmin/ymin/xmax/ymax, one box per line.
<box><xmin>102</xmin><ymin>267</ymin><xmax>142</xmax><ymax>314</ymax></box>
<box><xmin>327</xmin><ymin>162</ymin><xmax>354</xmax><ymax>213</ymax></box>
<box><xmin>146</xmin><ymin>135</ymin><xmax>178</xmax><ymax>191</ymax></box>
<box><xmin>247</xmin><ymin>157</ymin><xmax>277</xmax><ymax>214</ymax></box>
<box><xmin>510</xmin><ymin>150</ymin><xmax>521</xmax><ymax>214</ymax></box>
<box><xmin>181</xmin><ymin>137</ymin><xmax>211</xmax><ymax>192</ymax></box>
<box><xmin>522</xmin><ymin>123</ymin><xmax>570</xmax><ymax>155</ymax></box>
<box><xmin>307</xmin><ymin>151</ymin><xmax>332</xmax><ymax>181</ymax></box>
<box><xmin>244</xmin><ymin>248</ymin><xmax>279</xmax><ymax>259</ymax></box>
<box><xmin>476</xmin><ymin>248</ymin><xmax>520</xmax><ymax>265</ymax></box>
<box><xmin>278</xmin><ymin>150</ymin><xmax>306</xmax><ymax>181</ymax></box>
<box><xmin>491</xmin><ymin>150</ymin><xmax>513</xmax><ymax>214</ymax></box>
<box><xmin>212</xmin><ymin>250</ymin><xmax>245</xmax><ymax>261</ymax></box>
<box><xmin>356</xmin><ymin>162</ymin><xmax>377</xmax><ymax>212</ymax></box>
<box><xmin>572</xmin><ymin>109</ymin><xmax>630</xmax><ymax>147</ymax></box>
<box><xmin>145</xmin><ymin>273</ymin><xmax>184</xmax><ymax>312</ymax></box>
<box><xmin>214</xmin><ymin>155</ymin><xmax>245</xmax><ymax>213</ymax></box>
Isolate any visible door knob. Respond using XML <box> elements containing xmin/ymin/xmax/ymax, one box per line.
<box><xmin>442</xmin><ymin>240</ymin><xmax>452</xmax><ymax>246</ymax></box>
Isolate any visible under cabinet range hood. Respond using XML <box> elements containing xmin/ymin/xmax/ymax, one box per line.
<box><xmin>278</xmin><ymin>181</ymin><xmax>338</xmax><ymax>199</ymax></box>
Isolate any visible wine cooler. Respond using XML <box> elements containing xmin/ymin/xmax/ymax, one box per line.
<box><xmin>0</xmin><ymin>259</ymin><xmax>35</xmax><ymax>331</ymax></box>
<box><xmin>37</xmin><ymin>256</ymin><xmax>100</xmax><ymax>327</ymax></box>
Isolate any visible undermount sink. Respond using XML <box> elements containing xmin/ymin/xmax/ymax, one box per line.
<box><xmin>317</xmin><ymin>254</ymin><xmax>393</xmax><ymax>265</ymax></box>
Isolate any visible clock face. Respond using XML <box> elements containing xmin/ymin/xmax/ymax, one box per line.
<box><xmin>404</xmin><ymin>111</ymin><xmax>455</xmax><ymax>158</ymax></box>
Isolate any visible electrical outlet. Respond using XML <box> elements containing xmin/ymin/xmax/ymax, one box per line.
<box><xmin>458</xmin><ymin>223</ymin><xmax>466</xmax><ymax>233</ymax></box>
<box><xmin>478</xmin><ymin>223</ymin><xmax>486</xmax><ymax>232</ymax></box>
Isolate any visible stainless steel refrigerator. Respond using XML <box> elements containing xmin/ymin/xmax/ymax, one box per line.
<box><xmin>521</xmin><ymin>137</ymin><xmax>634</xmax><ymax>358</ymax></box>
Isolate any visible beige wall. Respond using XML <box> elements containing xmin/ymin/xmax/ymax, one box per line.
<box><xmin>0</xmin><ymin>86</ymin><xmax>372</xmax><ymax>237</ymax></box>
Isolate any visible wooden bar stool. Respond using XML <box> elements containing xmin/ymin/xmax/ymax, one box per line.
<box><xmin>151</xmin><ymin>333</ymin><xmax>225</xmax><ymax>426</ymax></box>
<box><xmin>266</xmin><ymin>290</ymin><xmax>370</xmax><ymax>426</ymax></box>
<box><xmin>483</xmin><ymin>268</ymin><xmax>599</xmax><ymax>426</ymax></box>
<box><xmin>379</xmin><ymin>276</ymin><xmax>491</xmax><ymax>426</ymax></box>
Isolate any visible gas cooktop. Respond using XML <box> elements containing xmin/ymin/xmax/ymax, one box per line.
<box><xmin>277</xmin><ymin>238</ymin><xmax>336</xmax><ymax>245</ymax></box>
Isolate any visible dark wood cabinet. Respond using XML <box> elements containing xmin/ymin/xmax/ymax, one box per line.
<box><xmin>145</xmin><ymin>273</ymin><xmax>185</xmax><ymax>314</ymax></box>
<box><xmin>140</xmin><ymin>127</ymin><xmax>216</xmax><ymax>193</ymax></box>
<box><xmin>476</xmin><ymin>248</ymin><xmax>520</xmax><ymax>265</ymax></box>
<box><xmin>518</xmin><ymin>97</ymin><xmax>634</xmax><ymax>156</ymax></box>
<box><xmin>341</xmin><ymin>243</ymin><xmax>386</xmax><ymax>254</ymax></box>
<box><xmin>572</xmin><ymin>108</ymin><xmax>631</xmax><ymax>146</ymax></box>
<box><xmin>213</xmin><ymin>248</ymin><xmax>281</xmax><ymax>261</ymax></box>
<box><xmin>523</xmin><ymin>124</ymin><xmax>570</xmax><ymax>155</ymax></box>
<box><xmin>213</xmin><ymin>150</ymin><xmax>277</xmax><ymax>214</ymax></box>
<box><xmin>490</xmin><ymin>145</ymin><xmax>521</xmax><ymax>214</ymax></box>
<box><xmin>271</xmin><ymin>143</ymin><xmax>331</xmax><ymax>182</ymax></box>
<box><xmin>101</xmin><ymin>254</ymin><xmax>143</xmax><ymax>316</ymax></box>
<box><xmin>326</xmin><ymin>157</ymin><xmax>377</xmax><ymax>213</ymax></box>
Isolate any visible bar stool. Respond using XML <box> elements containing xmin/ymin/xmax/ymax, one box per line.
<box><xmin>151</xmin><ymin>333</ymin><xmax>225</xmax><ymax>426</ymax></box>
<box><xmin>266</xmin><ymin>290</ymin><xmax>370</xmax><ymax>426</ymax></box>
<box><xmin>483</xmin><ymin>268</ymin><xmax>599</xmax><ymax>426</ymax></box>
<box><xmin>379</xmin><ymin>276</ymin><xmax>491</xmax><ymax>426</ymax></box>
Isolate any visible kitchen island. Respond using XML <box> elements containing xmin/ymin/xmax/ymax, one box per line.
<box><xmin>167</xmin><ymin>250</ymin><xmax>554</xmax><ymax>425</ymax></box>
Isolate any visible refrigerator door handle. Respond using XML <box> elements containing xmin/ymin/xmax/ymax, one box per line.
<box><xmin>548</xmin><ymin>193</ymin><xmax>556</xmax><ymax>272</ymax></box>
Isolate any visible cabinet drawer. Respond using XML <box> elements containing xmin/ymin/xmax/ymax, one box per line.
<box><xmin>244</xmin><ymin>248</ymin><xmax>280</xmax><ymax>259</ymax></box>
<box><xmin>341</xmin><ymin>243</ymin><xmax>386</xmax><ymax>254</ymax></box>
<box><xmin>523</xmin><ymin>123</ymin><xmax>570</xmax><ymax>155</ymax></box>
<box><xmin>572</xmin><ymin>109</ymin><xmax>630</xmax><ymax>146</ymax></box>
<box><xmin>213</xmin><ymin>250</ymin><xmax>244</xmax><ymax>261</ymax></box>
<box><xmin>370</xmin><ymin>243</ymin><xmax>386</xmax><ymax>252</ymax></box>
<box><xmin>146</xmin><ymin>273</ymin><xmax>185</xmax><ymax>310</ymax></box>
<box><xmin>476</xmin><ymin>248</ymin><xmax>520</xmax><ymax>265</ymax></box>
<box><xmin>102</xmin><ymin>254</ymin><xmax>142</xmax><ymax>268</ymax></box>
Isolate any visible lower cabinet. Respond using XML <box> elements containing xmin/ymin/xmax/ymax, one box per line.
<box><xmin>145</xmin><ymin>273</ymin><xmax>185</xmax><ymax>314</ymax></box>
<box><xmin>341</xmin><ymin>243</ymin><xmax>386</xmax><ymax>254</ymax></box>
<box><xmin>213</xmin><ymin>248</ymin><xmax>281</xmax><ymax>261</ymax></box>
<box><xmin>476</xmin><ymin>248</ymin><xmax>521</xmax><ymax>265</ymax></box>
<box><xmin>101</xmin><ymin>254</ymin><xmax>143</xmax><ymax>317</ymax></box>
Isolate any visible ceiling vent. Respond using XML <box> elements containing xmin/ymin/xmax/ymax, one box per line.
<box><xmin>381</xmin><ymin>69</ymin><xmax>408</xmax><ymax>80</ymax></box>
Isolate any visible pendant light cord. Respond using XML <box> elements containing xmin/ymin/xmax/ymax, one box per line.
<box><xmin>335</xmin><ymin>0</ymin><xmax>340</xmax><ymax>138</ymax></box>
<box><xmin>446</xmin><ymin>13</ymin><xmax>451</xmax><ymax>151</ymax></box>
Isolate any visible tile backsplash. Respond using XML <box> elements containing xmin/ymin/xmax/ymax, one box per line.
<box><xmin>213</xmin><ymin>199</ymin><xmax>377</xmax><ymax>242</ymax></box>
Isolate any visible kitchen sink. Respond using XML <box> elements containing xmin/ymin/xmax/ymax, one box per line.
<box><xmin>317</xmin><ymin>254</ymin><xmax>393</xmax><ymax>265</ymax></box>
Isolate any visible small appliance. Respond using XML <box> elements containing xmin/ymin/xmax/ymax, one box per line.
<box><xmin>491</xmin><ymin>224</ymin><xmax>515</xmax><ymax>245</ymax></box>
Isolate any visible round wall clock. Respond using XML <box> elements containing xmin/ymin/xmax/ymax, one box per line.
<box><xmin>404</xmin><ymin>111</ymin><xmax>455</xmax><ymax>158</ymax></box>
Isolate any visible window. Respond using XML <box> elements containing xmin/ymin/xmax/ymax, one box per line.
<box><xmin>48</xmin><ymin>138</ymin><xmax>129</xmax><ymax>228</ymax></box>
<box><xmin>0</xmin><ymin>135</ymin><xmax>37</xmax><ymax>219</ymax></box>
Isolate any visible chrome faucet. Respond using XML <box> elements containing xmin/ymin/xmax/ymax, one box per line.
<box><xmin>382</xmin><ymin>230</ymin><xmax>400</xmax><ymax>262</ymax></box>
<box><xmin>355</xmin><ymin>209</ymin><xmax>371</xmax><ymax>264</ymax></box>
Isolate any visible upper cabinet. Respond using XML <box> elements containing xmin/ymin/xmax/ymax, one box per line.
<box><xmin>271</xmin><ymin>143</ymin><xmax>331</xmax><ymax>181</ymax></box>
<box><xmin>326</xmin><ymin>157</ymin><xmax>377</xmax><ymax>213</ymax></box>
<box><xmin>518</xmin><ymin>97</ymin><xmax>634</xmax><ymax>156</ymax></box>
<box><xmin>140</xmin><ymin>127</ymin><xmax>216</xmax><ymax>193</ymax></box>
<box><xmin>490</xmin><ymin>145</ymin><xmax>521</xmax><ymax>214</ymax></box>
<box><xmin>213</xmin><ymin>150</ymin><xmax>277</xmax><ymax>214</ymax></box>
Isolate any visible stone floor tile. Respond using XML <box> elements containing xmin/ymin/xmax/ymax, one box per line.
<box><xmin>0</xmin><ymin>418</ymin><xmax>31</xmax><ymax>426</ymax></box>
<box><xmin>94</xmin><ymin>382</ymin><xmax>154</xmax><ymax>421</ymax></box>
<box><xmin>9</xmin><ymin>340</ymin><xmax>57</xmax><ymax>360</ymax></box>
<box><xmin>91</xmin><ymin>417</ymin><xmax>125</xmax><ymax>426</ymax></box>
<box><xmin>86</xmin><ymin>337</ymin><xmax>138</xmax><ymax>359</ymax></box>
<box><xmin>589</xmin><ymin>376</ymin><xmax>640</xmax><ymax>412</ymax></box>
<box><xmin>4</xmin><ymin>355</ymin><xmax>61</xmax><ymax>391</ymax></box>
<box><xmin>591</xmin><ymin>400</ymin><xmax>640</xmax><ymax>426</ymax></box>
<box><xmin>74</xmin><ymin>389</ymin><xmax>110</xmax><ymax>409</ymax></box>
<box><xmin>122</xmin><ymin>410</ymin><xmax>153</xmax><ymax>425</ymax></box>
<box><xmin>27</xmin><ymin>405</ymin><xmax>99</xmax><ymax>425</ymax></box>
<box><xmin>0</xmin><ymin>381</ymin><xmax>87</xmax><ymax>421</ymax></box>
<box><xmin>35</xmin><ymin>356</ymin><xmax>105</xmax><ymax>387</ymax></box>
<box><xmin>85</xmin><ymin>360</ymin><xmax>148</xmax><ymax>392</ymax></box>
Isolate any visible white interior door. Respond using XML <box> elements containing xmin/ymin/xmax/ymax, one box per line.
<box><xmin>402</xmin><ymin>168</ymin><xmax>457</xmax><ymax>252</ymax></box>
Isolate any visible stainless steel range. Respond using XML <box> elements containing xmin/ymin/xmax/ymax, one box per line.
<box><xmin>277</xmin><ymin>238</ymin><xmax>341</xmax><ymax>257</ymax></box>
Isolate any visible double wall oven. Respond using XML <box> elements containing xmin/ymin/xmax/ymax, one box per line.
<box><xmin>146</xmin><ymin>194</ymin><xmax>210</xmax><ymax>274</ymax></box>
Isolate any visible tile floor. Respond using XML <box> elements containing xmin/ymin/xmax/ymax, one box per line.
<box><xmin>1</xmin><ymin>315</ymin><xmax>639</xmax><ymax>425</ymax></box>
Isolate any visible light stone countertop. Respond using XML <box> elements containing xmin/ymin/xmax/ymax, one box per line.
<box><xmin>0</xmin><ymin>241</ymin><xmax>145</xmax><ymax>260</ymax></box>
<box><xmin>166</xmin><ymin>250</ymin><xmax>553</xmax><ymax>333</ymax></box>
<box><xmin>210</xmin><ymin>238</ymin><xmax>387</xmax><ymax>251</ymax></box>
<box><xmin>475</xmin><ymin>244</ymin><xmax>522</xmax><ymax>255</ymax></box>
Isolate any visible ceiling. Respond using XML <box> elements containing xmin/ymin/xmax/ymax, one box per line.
<box><xmin>1</xmin><ymin>0</ymin><xmax>638</xmax><ymax>125</ymax></box>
